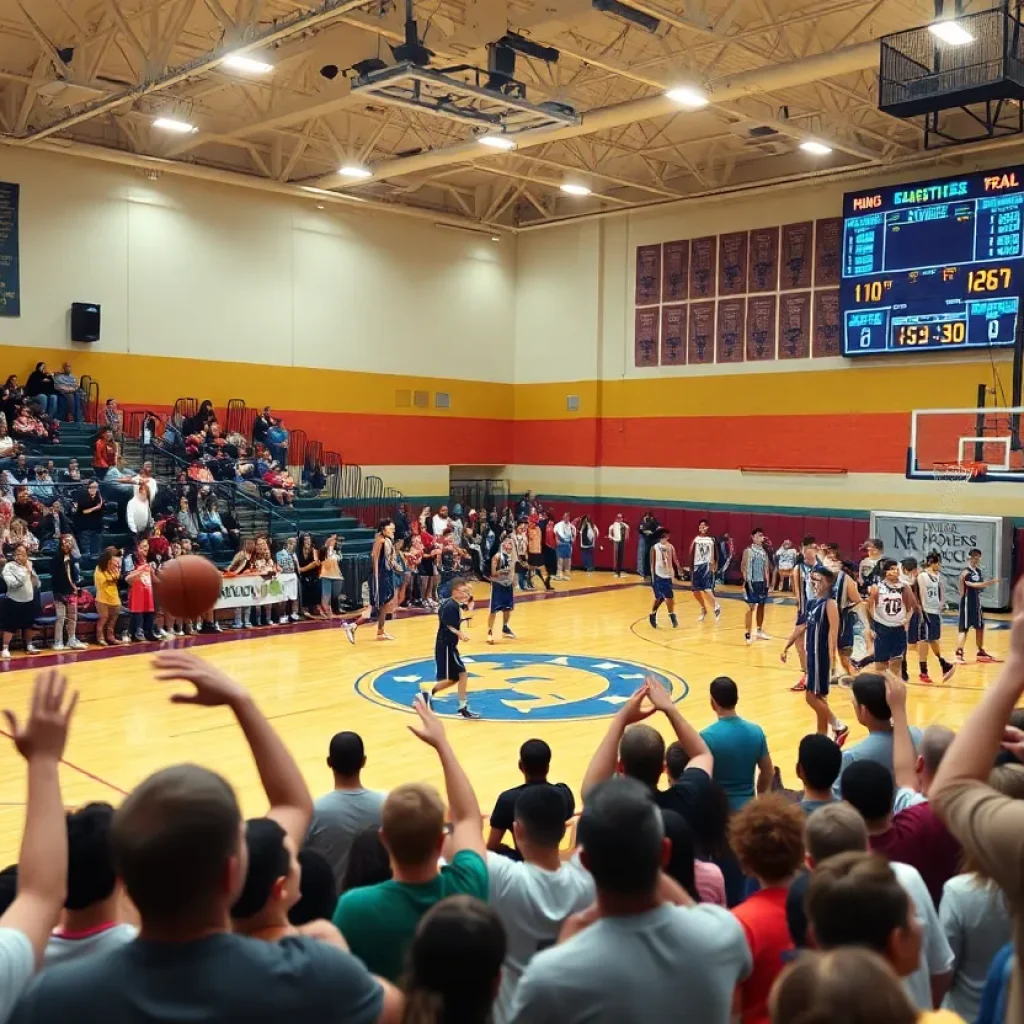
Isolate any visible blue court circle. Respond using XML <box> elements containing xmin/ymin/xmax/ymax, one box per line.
<box><xmin>356</xmin><ymin>653</ymin><xmax>689</xmax><ymax>722</ymax></box>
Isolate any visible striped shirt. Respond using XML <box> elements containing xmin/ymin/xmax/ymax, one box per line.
<box><xmin>744</xmin><ymin>545</ymin><xmax>769</xmax><ymax>583</ymax></box>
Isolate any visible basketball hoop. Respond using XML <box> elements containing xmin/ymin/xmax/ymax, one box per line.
<box><xmin>932</xmin><ymin>461</ymin><xmax>986</xmax><ymax>512</ymax></box>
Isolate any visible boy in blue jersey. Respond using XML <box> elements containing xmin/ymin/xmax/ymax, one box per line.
<box><xmin>784</xmin><ymin>536</ymin><xmax>820</xmax><ymax>691</ymax></box>
<box><xmin>803</xmin><ymin>565</ymin><xmax>848</xmax><ymax>745</ymax></box>
<box><xmin>741</xmin><ymin>527</ymin><xmax>771</xmax><ymax>646</ymax></box>
<box><xmin>421</xmin><ymin>577</ymin><xmax>481</xmax><ymax>719</ymax></box>
<box><xmin>486</xmin><ymin>532</ymin><xmax>517</xmax><ymax>645</ymax></box>
<box><xmin>955</xmin><ymin>548</ymin><xmax>1001</xmax><ymax>664</ymax></box>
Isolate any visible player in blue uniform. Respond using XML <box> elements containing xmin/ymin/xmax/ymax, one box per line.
<box><xmin>915</xmin><ymin>550</ymin><xmax>957</xmax><ymax>683</ymax></box>
<box><xmin>649</xmin><ymin>528</ymin><xmax>682</xmax><ymax>629</ymax></box>
<box><xmin>781</xmin><ymin>536</ymin><xmax>819</xmax><ymax>690</ymax></box>
<box><xmin>742</xmin><ymin>527</ymin><xmax>772</xmax><ymax>646</ymax></box>
<box><xmin>421</xmin><ymin>576</ymin><xmax>480</xmax><ymax>719</ymax></box>
<box><xmin>343</xmin><ymin>518</ymin><xmax>397</xmax><ymax>645</ymax></box>
<box><xmin>823</xmin><ymin>542</ymin><xmax>868</xmax><ymax>676</ymax></box>
<box><xmin>486</xmin><ymin>531</ymin><xmax>517</xmax><ymax>644</ymax></box>
<box><xmin>688</xmin><ymin>519</ymin><xmax>721</xmax><ymax>622</ymax></box>
<box><xmin>956</xmin><ymin>548</ymin><xmax>1001</xmax><ymax>663</ymax></box>
<box><xmin>802</xmin><ymin>565</ymin><xmax>848</xmax><ymax>745</ymax></box>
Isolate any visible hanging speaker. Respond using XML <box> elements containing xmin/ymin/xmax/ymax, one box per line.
<box><xmin>70</xmin><ymin>303</ymin><xmax>101</xmax><ymax>343</ymax></box>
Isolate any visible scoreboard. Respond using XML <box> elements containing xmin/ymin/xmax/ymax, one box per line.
<box><xmin>840</xmin><ymin>168</ymin><xmax>1024</xmax><ymax>357</ymax></box>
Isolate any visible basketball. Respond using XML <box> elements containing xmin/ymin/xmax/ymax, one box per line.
<box><xmin>153</xmin><ymin>556</ymin><xmax>223</xmax><ymax>620</ymax></box>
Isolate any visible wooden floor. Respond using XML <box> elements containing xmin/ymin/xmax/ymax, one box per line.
<box><xmin>0</xmin><ymin>575</ymin><xmax>1007</xmax><ymax>865</ymax></box>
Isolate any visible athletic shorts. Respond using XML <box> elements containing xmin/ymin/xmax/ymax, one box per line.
<box><xmin>556</xmin><ymin>542</ymin><xmax>572</xmax><ymax>559</ymax></box>
<box><xmin>692</xmin><ymin>564</ymin><xmax>714</xmax><ymax>592</ymax></box>
<box><xmin>418</xmin><ymin>561</ymin><xmax>436</xmax><ymax>578</ymax></box>
<box><xmin>873</xmin><ymin>621</ymin><xmax>907</xmax><ymax>664</ymax></box>
<box><xmin>906</xmin><ymin>611</ymin><xmax>921</xmax><ymax>646</ymax></box>
<box><xmin>921</xmin><ymin>612</ymin><xmax>942</xmax><ymax>643</ymax></box>
<box><xmin>958</xmin><ymin>594</ymin><xmax>983</xmax><ymax>632</ymax></box>
<box><xmin>806</xmin><ymin>660</ymin><xmax>831</xmax><ymax>697</ymax></box>
<box><xmin>489</xmin><ymin>583</ymin><xmax>514</xmax><ymax>613</ymax></box>
<box><xmin>527</xmin><ymin>552</ymin><xmax>544</xmax><ymax>568</ymax></box>
<box><xmin>435</xmin><ymin>643</ymin><xmax>465</xmax><ymax>682</ymax></box>
<box><xmin>652</xmin><ymin>576</ymin><xmax>674</xmax><ymax>600</ymax></box>
<box><xmin>744</xmin><ymin>581</ymin><xmax>769</xmax><ymax>606</ymax></box>
<box><xmin>837</xmin><ymin>609</ymin><xmax>856</xmax><ymax>651</ymax></box>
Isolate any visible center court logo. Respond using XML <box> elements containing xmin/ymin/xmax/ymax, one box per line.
<box><xmin>356</xmin><ymin>653</ymin><xmax>688</xmax><ymax>722</ymax></box>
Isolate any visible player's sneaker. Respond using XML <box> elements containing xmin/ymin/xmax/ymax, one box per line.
<box><xmin>669</xmin><ymin>614</ymin><xmax>678</xmax><ymax>629</ymax></box>
<box><xmin>342</xmin><ymin>622</ymin><xmax>356</xmax><ymax>645</ymax></box>
<box><xmin>918</xmin><ymin>672</ymin><xmax>933</xmax><ymax>685</ymax></box>
<box><xmin>977</xmin><ymin>651</ymin><xmax>1001</xmax><ymax>663</ymax></box>
<box><xmin>745</xmin><ymin>633</ymin><xmax>753</xmax><ymax>646</ymax></box>
<box><xmin>941</xmin><ymin>660</ymin><xmax>957</xmax><ymax>682</ymax></box>
<box><xmin>955</xmin><ymin>647</ymin><xmax>966</xmax><ymax>663</ymax></box>
<box><xmin>502</xmin><ymin>626</ymin><xmax>517</xmax><ymax>639</ymax></box>
<box><xmin>790</xmin><ymin>676</ymin><xmax>806</xmax><ymax>692</ymax></box>
<box><xmin>376</xmin><ymin>631</ymin><xmax>395</xmax><ymax>641</ymax></box>
<box><xmin>833</xmin><ymin>724</ymin><xmax>850</xmax><ymax>748</ymax></box>
<box><xmin>649</xmin><ymin>614</ymin><xmax>657</xmax><ymax>629</ymax></box>
<box><xmin>697</xmin><ymin>611</ymin><xmax>706</xmax><ymax>622</ymax></box>
<box><xmin>486</xmin><ymin>632</ymin><xmax>496</xmax><ymax>645</ymax></box>
<box><xmin>68</xmin><ymin>638</ymin><xmax>88</xmax><ymax>650</ymax></box>
<box><xmin>458</xmin><ymin>705</ymin><xmax>482</xmax><ymax>720</ymax></box>
<box><xmin>756</xmin><ymin>630</ymin><xmax>772</xmax><ymax>641</ymax></box>
<box><xmin>25</xmin><ymin>645</ymin><xmax>40</xmax><ymax>655</ymax></box>
<box><xmin>714</xmin><ymin>605</ymin><xmax>722</xmax><ymax>621</ymax></box>
<box><xmin>418</xmin><ymin>690</ymin><xmax>433</xmax><ymax>710</ymax></box>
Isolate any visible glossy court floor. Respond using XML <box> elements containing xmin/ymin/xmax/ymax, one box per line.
<box><xmin>0</xmin><ymin>574</ymin><xmax>1007</xmax><ymax>865</ymax></box>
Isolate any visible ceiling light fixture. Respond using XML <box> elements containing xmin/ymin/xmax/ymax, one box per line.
<box><xmin>928</xmin><ymin>19</ymin><xmax>974</xmax><ymax>45</ymax></box>
<box><xmin>560</xmin><ymin>182</ymin><xmax>592</xmax><ymax>196</ymax></box>
<box><xmin>339</xmin><ymin>164</ymin><xmax>373</xmax><ymax>179</ymax></box>
<box><xmin>799</xmin><ymin>140</ymin><xmax>833</xmax><ymax>156</ymax></box>
<box><xmin>222</xmin><ymin>53</ymin><xmax>274</xmax><ymax>74</ymax></box>
<box><xmin>478</xmin><ymin>134</ymin><xmax>516</xmax><ymax>150</ymax></box>
<box><xmin>665</xmin><ymin>86</ymin><xmax>709</xmax><ymax>109</ymax></box>
<box><xmin>152</xmin><ymin>117</ymin><xmax>197</xmax><ymax>134</ymax></box>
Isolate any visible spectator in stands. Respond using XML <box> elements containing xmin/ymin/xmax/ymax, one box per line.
<box><xmin>834</xmin><ymin>673</ymin><xmax>923</xmax><ymax>795</ymax></box>
<box><xmin>1</xmin><ymin>374</ymin><xmax>23</xmax><ymax>424</ymax></box>
<box><xmin>729</xmin><ymin>794</ymin><xmax>806</xmax><ymax>1024</ymax></box>
<box><xmin>487</xmin><ymin>784</ymin><xmax>594</xmax><ymax>1022</ymax></box>
<box><xmin>700</xmin><ymin>676</ymin><xmax>772</xmax><ymax>811</ymax></box>
<box><xmin>12</xmin><ymin>488</ymin><xmax>41</xmax><ymax>533</ymax></box>
<box><xmin>487</xmin><ymin>739</ymin><xmax>575</xmax><ymax>858</ymax></box>
<box><xmin>797</xmin><ymin>733</ymin><xmax>842</xmax><ymax>812</ymax></box>
<box><xmin>227</xmin><ymin>539</ymin><xmax>255</xmax><ymax>631</ymax></box>
<box><xmin>103</xmin><ymin>399</ymin><xmax>121</xmax><ymax>440</ymax></box>
<box><xmin>38</xmin><ymin>502</ymin><xmax>74</xmax><ymax>557</ymax></box>
<box><xmin>137</xmin><ymin>462</ymin><xmax>157</xmax><ymax>502</ymax></box>
<box><xmin>52</xmin><ymin>364</ymin><xmax>83</xmax><ymax>423</ymax></box>
<box><xmin>404</xmin><ymin>896</ymin><xmax>505</xmax><ymax>1024</ymax></box>
<box><xmin>123</xmin><ymin>539</ymin><xmax>158</xmax><ymax>643</ymax></box>
<box><xmin>341</xmin><ymin>827</ymin><xmax>393</xmax><ymax>894</ymax></box>
<box><xmin>13</xmin><ymin>651</ymin><xmax>402</xmax><ymax>1022</ymax></box>
<box><xmin>252</xmin><ymin>406</ymin><xmax>272</xmax><ymax>445</ymax></box>
<box><xmin>319</xmin><ymin>535</ymin><xmax>344</xmax><ymax>617</ymax></box>
<box><xmin>26</xmin><ymin>362</ymin><xmax>57</xmax><ymax>419</ymax></box>
<box><xmin>92</xmin><ymin>428</ymin><xmax>117</xmax><ymax>479</ymax></box>
<box><xmin>660</xmin><ymin>810</ymin><xmax>702</xmax><ymax>903</ymax></box>
<box><xmin>29</xmin><ymin>466</ymin><xmax>55</xmax><ymax>507</ymax></box>
<box><xmin>770</xmin><ymin>948</ymin><xmax>920</xmax><ymax>1024</ymax></box>
<box><xmin>93</xmin><ymin>548</ymin><xmax>124</xmax><ymax>647</ymax></box>
<box><xmin>334</xmin><ymin>695</ymin><xmax>488</xmax><ymax>982</ymax></box>
<box><xmin>198</xmin><ymin>498</ymin><xmax>228</xmax><ymax>553</ymax></box>
<box><xmin>297</xmin><ymin>533</ymin><xmax>322</xmax><ymax>618</ymax></box>
<box><xmin>0</xmin><ymin>423</ymin><xmax>20</xmax><ymax>467</ymax></box>
<box><xmin>50</xmin><ymin>535</ymin><xmax>88</xmax><ymax>653</ymax></box>
<box><xmin>799</xmin><ymin>807</ymin><xmax>953</xmax><ymax>1012</ymax></box>
<box><xmin>5</xmin><ymin>518</ymin><xmax>37</xmax><ymax>559</ymax></box>
<box><xmin>289</xmin><ymin>849</ymin><xmax>337</xmax><ymax>927</ymax></box>
<box><xmin>175</xmin><ymin>496</ymin><xmax>201</xmax><ymax>547</ymax></box>
<box><xmin>11</xmin><ymin>404</ymin><xmax>56</xmax><ymax>444</ymax></box>
<box><xmin>126</xmin><ymin>483</ymin><xmax>153</xmax><ymax>538</ymax></box>
<box><xmin>1</xmin><ymin>543</ymin><xmax>40</xmax><ymax>657</ymax></box>
<box><xmin>73</xmin><ymin>480</ymin><xmax>105</xmax><ymax>558</ymax></box>
<box><xmin>45</xmin><ymin>802</ymin><xmax>136</xmax><ymax>967</ymax></box>
<box><xmin>275</xmin><ymin>537</ymin><xmax>299</xmax><ymax>624</ymax></box>
<box><xmin>432</xmin><ymin>505</ymin><xmax>450</xmax><ymax>538</ymax></box>
<box><xmin>266</xmin><ymin>419</ymin><xmax>288</xmax><ymax>468</ymax></box>
<box><xmin>8</xmin><ymin>456</ymin><xmax>27</xmax><ymax>486</ymax></box>
<box><xmin>306</xmin><ymin>732</ymin><xmax>385</xmax><ymax>890</ymax></box>
<box><xmin>509</xmin><ymin>775</ymin><xmax>750</xmax><ymax>1023</ymax></box>
<box><xmin>59</xmin><ymin>459</ymin><xmax>80</xmax><ymax>486</ymax></box>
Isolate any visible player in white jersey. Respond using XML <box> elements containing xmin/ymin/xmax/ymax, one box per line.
<box><xmin>688</xmin><ymin>518</ymin><xmax>721</xmax><ymax>622</ymax></box>
<box><xmin>649</xmin><ymin>528</ymin><xmax>681</xmax><ymax>629</ymax></box>
<box><xmin>867</xmin><ymin>559</ymin><xmax>919</xmax><ymax>676</ymax></box>
<box><xmin>858</xmin><ymin>537</ymin><xmax>885</xmax><ymax>595</ymax></box>
<box><xmin>915</xmin><ymin>550</ymin><xmax>957</xmax><ymax>684</ymax></box>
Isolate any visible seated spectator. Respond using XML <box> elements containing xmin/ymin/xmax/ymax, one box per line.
<box><xmin>125</xmin><ymin>483</ymin><xmax>153</xmax><ymax>537</ymax></box>
<box><xmin>25</xmin><ymin>362</ymin><xmax>57</xmax><ymax>419</ymax></box>
<box><xmin>700</xmin><ymin>676</ymin><xmax>773</xmax><ymax>811</ymax></box>
<box><xmin>52</xmin><ymin>364</ymin><xmax>83</xmax><ymax>423</ymax></box>
<box><xmin>728</xmin><ymin>794</ymin><xmax>806</xmax><ymax>1024</ymax></box>
<box><xmin>0</xmin><ymin>423</ymin><xmax>20</xmax><ymax>466</ymax></box>
<box><xmin>306</xmin><ymin>732</ymin><xmax>386</xmax><ymax>890</ymax></box>
<box><xmin>199</xmin><ymin>499</ymin><xmax>228</xmax><ymax>552</ymax></box>
<box><xmin>5</xmin><ymin>518</ymin><xmax>38</xmax><ymax>558</ymax></box>
<box><xmin>12</xmin><ymin>651</ymin><xmax>402</xmax><ymax>1023</ymax></box>
<box><xmin>799</xmin><ymin>806</ymin><xmax>954</xmax><ymax>1012</ymax></box>
<box><xmin>487</xmin><ymin>784</ymin><xmax>594</xmax><ymax>1022</ymax></box>
<box><xmin>289</xmin><ymin>850</ymin><xmax>337</xmax><ymax>928</ymax></box>
<box><xmin>509</xmin><ymin>775</ymin><xmax>750</xmax><ymax>1024</ymax></box>
<box><xmin>59</xmin><ymin>459</ymin><xmax>80</xmax><ymax>486</ymax></box>
<box><xmin>11</xmin><ymin>405</ymin><xmax>55</xmax><ymax>444</ymax></box>
<box><xmin>252</xmin><ymin>406</ymin><xmax>272</xmax><ymax>445</ymax></box>
<box><xmin>488</xmin><ymin>739</ymin><xmax>575</xmax><ymax>857</ymax></box>
<box><xmin>176</xmin><ymin>497</ymin><xmax>201</xmax><ymax>546</ymax></box>
<box><xmin>7</xmin><ymin>456</ymin><xmax>27</xmax><ymax>486</ymax></box>
<box><xmin>770</xmin><ymin>948</ymin><xmax>920</xmax><ymax>1024</ymax></box>
<box><xmin>182</xmin><ymin>399</ymin><xmax>215</xmax><ymax>437</ymax></box>
<box><xmin>333</xmin><ymin>695</ymin><xmax>488</xmax><ymax>982</ymax></box>
<box><xmin>28</xmin><ymin>466</ymin><xmax>55</xmax><ymax>507</ymax></box>
<box><xmin>834</xmin><ymin>673</ymin><xmax>923</xmax><ymax>796</ymax></box>
<box><xmin>1</xmin><ymin>374</ymin><xmax>23</xmax><ymax>424</ymax></box>
<box><xmin>92</xmin><ymin>428</ymin><xmax>117</xmax><ymax>479</ymax></box>
<box><xmin>266</xmin><ymin>418</ymin><xmax>289</xmax><ymax>467</ymax></box>
<box><xmin>404</xmin><ymin>896</ymin><xmax>505</xmax><ymax>1024</ymax></box>
<box><xmin>797</xmin><ymin>733</ymin><xmax>842</xmax><ymax>812</ymax></box>
<box><xmin>12</xmin><ymin>488</ymin><xmax>42</xmax><ymax>532</ymax></box>
<box><xmin>73</xmin><ymin>480</ymin><xmax>105</xmax><ymax>558</ymax></box>
<box><xmin>45</xmin><ymin>803</ymin><xmax>136</xmax><ymax>967</ymax></box>
<box><xmin>340</xmin><ymin>827</ymin><xmax>393</xmax><ymax>894</ymax></box>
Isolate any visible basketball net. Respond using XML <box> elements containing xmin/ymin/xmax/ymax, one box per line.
<box><xmin>932</xmin><ymin>461</ymin><xmax>982</xmax><ymax>513</ymax></box>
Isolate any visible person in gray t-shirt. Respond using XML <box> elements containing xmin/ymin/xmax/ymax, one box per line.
<box><xmin>306</xmin><ymin>732</ymin><xmax>386</xmax><ymax>888</ymax></box>
<box><xmin>509</xmin><ymin>776</ymin><xmax>750</xmax><ymax>1024</ymax></box>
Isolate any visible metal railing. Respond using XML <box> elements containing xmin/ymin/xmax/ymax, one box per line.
<box><xmin>225</xmin><ymin>399</ymin><xmax>247</xmax><ymax>437</ymax></box>
<box><xmin>79</xmin><ymin>375</ymin><xmax>100</xmax><ymax>425</ymax></box>
<box><xmin>172</xmin><ymin>397</ymin><xmax>198</xmax><ymax>429</ymax></box>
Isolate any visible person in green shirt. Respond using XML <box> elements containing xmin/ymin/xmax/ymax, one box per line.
<box><xmin>333</xmin><ymin>695</ymin><xmax>488</xmax><ymax>981</ymax></box>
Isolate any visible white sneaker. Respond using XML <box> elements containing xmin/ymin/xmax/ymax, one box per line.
<box><xmin>1</xmin><ymin>648</ymin><xmax>9</xmax><ymax>660</ymax></box>
<box><xmin>52</xmin><ymin>642</ymin><xmax>65</xmax><ymax>651</ymax></box>
<box><xmin>25</xmin><ymin>645</ymin><xmax>40</xmax><ymax>654</ymax></box>
<box><xmin>756</xmin><ymin>629</ymin><xmax>772</xmax><ymax>641</ymax></box>
<box><xmin>745</xmin><ymin>634</ymin><xmax>754</xmax><ymax>646</ymax></box>
<box><xmin>697</xmin><ymin>611</ymin><xmax>706</xmax><ymax>623</ymax></box>
<box><xmin>290</xmin><ymin>613</ymin><xmax>299</xmax><ymax>622</ymax></box>
<box><xmin>68</xmin><ymin>639</ymin><xmax>88</xmax><ymax>650</ymax></box>
<box><xmin>714</xmin><ymin>605</ymin><xmax>722</xmax><ymax>620</ymax></box>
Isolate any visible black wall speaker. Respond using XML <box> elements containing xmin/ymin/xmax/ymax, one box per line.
<box><xmin>70</xmin><ymin>303</ymin><xmax>101</xmax><ymax>343</ymax></box>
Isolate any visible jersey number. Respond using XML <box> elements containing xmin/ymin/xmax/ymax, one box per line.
<box><xmin>882</xmin><ymin>598</ymin><xmax>902</xmax><ymax>617</ymax></box>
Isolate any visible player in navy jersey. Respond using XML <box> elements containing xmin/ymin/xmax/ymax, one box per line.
<box><xmin>486</xmin><ymin>531</ymin><xmax>517</xmax><ymax>645</ymax></box>
<box><xmin>956</xmin><ymin>547</ymin><xmax>1001</xmax><ymax>663</ymax></box>
<box><xmin>421</xmin><ymin>576</ymin><xmax>480</xmax><ymax>719</ymax></box>
<box><xmin>649</xmin><ymin>528</ymin><xmax>682</xmax><ymax>629</ymax></box>
<box><xmin>741</xmin><ymin>527</ymin><xmax>772</xmax><ymax>645</ymax></box>
<box><xmin>822</xmin><ymin>542</ymin><xmax>868</xmax><ymax>676</ymax></box>
<box><xmin>782</xmin><ymin>536</ymin><xmax>820</xmax><ymax>690</ymax></box>
<box><xmin>688</xmin><ymin>519</ymin><xmax>721</xmax><ymax>622</ymax></box>
<box><xmin>342</xmin><ymin>518</ymin><xmax>397</xmax><ymax>644</ymax></box>
<box><xmin>916</xmin><ymin>550</ymin><xmax>957</xmax><ymax>683</ymax></box>
<box><xmin>802</xmin><ymin>565</ymin><xmax>848</xmax><ymax>745</ymax></box>
<box><xmin>867</xmin><ymin>559</ymin><xmax>919</xmax><ymax>676</ymax></box>
<box><xmin>899</xmin><ymin>557</ymin><xmax>921</xmax><ymax>681</ymax></box>
<box><xmin>858</xmin><ymin>537</ymin><xmax>885</xmax><ymax>596</ymax></box>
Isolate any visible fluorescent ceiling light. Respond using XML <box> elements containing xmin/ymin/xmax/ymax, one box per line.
<box><xmin>560</xmin><ymin>183</ymin><xmax>592</xmax><ymax>196</ymax></box>
<box><xmin>222</xmin><ymin>53</ymin><xmax>274</xmax><ymax>74</ymax></box>
<box><xmin>928</xmin><ymin>19</ymin><xmax>974</xmax><ymax>45</ymax></box>
<box><xmin>339</xmin><ymin>164</ymin><xmax>373</xmax><ymax>179</ymax></box>
<box><xmin>799</xmin><ymin>140</ymin><xmax>832</xmax><ymax>155</ymax></box>
<box><xmin>153</xmin><ymin>117</ymin><xmax>197</xmax><ymax>134</ymax></box>
<box><xmin>478</xmin><ymin>134</ymin><xmax>516</xmax><ymax>150</ymax></box>
<box><xmin>665</xmin><ymin>86</ymin><xmax>709</xmax><ymax>109</ymax></box>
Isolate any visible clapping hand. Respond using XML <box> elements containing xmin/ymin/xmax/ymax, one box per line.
<box><xmin>618</xmin><ymin>684</ymin><xmax>656</xmax><ymax>725</ymax></box>
<box><xmin>643</xmin><ymin>674</ymin><xmax>676</xmax><ymax>713</ymax></box>
<box><xmin>3</xmin><ymin>668</ymin><xmax>78</xmax><ymax>762</ymax></box>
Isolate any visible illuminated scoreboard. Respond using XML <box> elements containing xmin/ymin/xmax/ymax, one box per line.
<box><xmin>841</xmin><ymin>168</ymin><xmax>1024</xmax><ymax>357</ymax></box>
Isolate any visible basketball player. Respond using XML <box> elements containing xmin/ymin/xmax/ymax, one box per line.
<box><xmin>823</xmin><ymin>542</ymin><xmax>869</xmax><ymax>676</ymax></box>
<box><xmin>649</xmin><ymin>528</ymin><xmax>681</xmax><ymax>629</ymax></box>
<box><xmin>422</xmin><ymin>576</ymin><xmax>480</xmax><ymax>719</ymax></box>
<box><xmin>916</xmin><ymin>550</ymin><xmax>957</xmax><ymax>683</ymax></box>
<box><xmin>899</xmin><ymin>557</ymin><xmax>921</xmax><ymax>681</ymax></box>
<box><xmin>956</xmin><ymin>547</ymin><xmax>1001</xmax><ymax>663</ymax></box>
<box><xmin>741</xmin><ymin>527</ymin><xmax>772</xmax><ymax>645</ymax></box>
<box><xmin>689</xmin><ymin>519</ymin><xmax>721</xmax><ymax>622</ymax></box>
<box><xmin>785</xmin><ymin>536</ymin><xmax>820</xmax><ymax>689</ymax></box>
<box><xmin>858</xmin><ymin>537</ymin><xmax>885</xmax><ymax>595</ymax></box>
<box><xmin>486</xmin><ymin>531</ymin><xmax>517</xmax><ymax>644</ymax></box>
<box><xmin>803</xmin><ymin>565</ymin><xmax>848</xmax><ymax>745</ymax></box>
<box><xmin>867</xmin><ymin>558</ymin><xmax>918</xmax><ymax>676</ymax></box>
<box><xmin>608</xmin><ymin>514</ymin><xmax>629</xmax><ymax>577</ymax></box>
<box><xmin>342</xmin><ymin>518</ymin><xmax>397</xmax><ymax>644</ymax></box>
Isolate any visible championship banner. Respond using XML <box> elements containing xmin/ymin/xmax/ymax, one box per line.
<box><xmin>215</xmin><ymin>575</ymin><xmax>288</xmax><ymax>609</ymax></box>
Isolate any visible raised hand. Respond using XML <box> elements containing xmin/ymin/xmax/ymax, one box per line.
<box><xmin>619</xmin><ymin>684</ymin><xmax>656</xmax><ymax>725</ymax></box>
<box><xmin>643</xmin><ymin>675</ymin><xmax>676</xmax><ymax>713</ymax></box>
<box><xmin>884</xmin><ymin>672</ymin><xmax>908</xmax><ymax>715</ymax></box>
<box><xmin>3</xmin><ymin>668</ymin><xmax>78</xmax><ymax>762</ymax></box>
<box><xmin>153</xmin><ymin>651</ymin><xmax>247</xmax><ymax>708</ymax></box>
<box><xmin>408</xmin><ymin>693</ymin><xmax>447</xmax><ymax>748</ymax></box>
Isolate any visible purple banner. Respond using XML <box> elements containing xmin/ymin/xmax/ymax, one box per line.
<box><xmin>718</xmin><ymin>231</ymin><xmax>749</xmax><ymax>296</ymax></box>
<box><xmin>660</xmin><ymin>304</ymin><xmax>687</xmax><ymax>365</ymax></box>
<box><xmin>814</xmin><ymin>218</ymin><xmax>842</xmax><ymax>287</ymax></box>
<box><xmin>688</xmin><ymin>302</ymin><xmax>715</xmax><ymax>365</ymax></box>
<box><xmin>716</xmin><ymin>299</ymin><xmax>745</xmax><ymax>364</ymax></box>
<box><xmin>662</xmin><ymin>240</ymin><xmax>689</xmax><ymax>302</ymax></box>
<box><xmin>778</xmin><ymin>293</ymin><xmax>811</xmax><ymax>359</ymax></box>
<box><xmin>780</xmin><ymin>221</ymin><xmax>813</xmax><ymax>290</ymax></box>
<box><xmin>635</xmin><ymin>244</ymin><xmax>662</xmax><ymax>305</ymax></box>
<box><xmin>813</xmin><ymin>289</ymin><xmax>841</xmax><ymax>357</ymax></box>
<box><xmin>689</xmin><ymin>236</ymin><xmax>717</xmax><ymax>300</ymax></box>
<box><xmin>634</xmin><ymin>307</ymin><xmax>660</xmax><ymax>366</ymax></box>
<box><xmin>746</xmin><ymin>295</ymin><xmax>777</xmax><ymax>361</ymax></box>
<box><xmin>748</xmin><ymin>226</ymin><xmax>779</xmax><ymax>293</ymax></box>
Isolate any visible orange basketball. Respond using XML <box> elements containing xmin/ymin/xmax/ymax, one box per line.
<box><xmin>154</xmin><ymin>555</ymin><xmax>223</xmax><ymax>619</ymax></box>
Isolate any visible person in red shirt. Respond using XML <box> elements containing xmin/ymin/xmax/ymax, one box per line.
<box><xmin>92</xmin><ymin>427</ymin><xmax>117</xmax><ymax>477</ymax></box>
<box><xmin>729</xmin><ymin>793</ymin><xmax>807</xmax><ymax>1024</ymax></box>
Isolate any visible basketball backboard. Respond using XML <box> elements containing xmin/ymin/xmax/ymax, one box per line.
<box><xmin>908</xmin><ymin>406</ymin><xmax>1024</xmax><ymax>483</ymax></box>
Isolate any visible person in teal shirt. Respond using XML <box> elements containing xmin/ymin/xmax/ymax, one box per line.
<box><xmin>333</xmin><ymin>694</ymin><xmax>488</xmax><ymax>981</ymax></box>
<box><xmin>699</xmin><ymin>677</ymin><xmax>773</xmax><ymax>811</ymax></box>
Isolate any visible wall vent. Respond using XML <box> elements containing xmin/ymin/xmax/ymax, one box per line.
<box><xmin>566</xmin><ymin>395</ymin><xmax>580</xmax><ymax>412</ymax></box>
<box><xmin>413</xmin><ymin>390</ymin><xmax>429</xmax><ymax>408</ymax></box>
<box><xmin>435</xmin><ymin>392</ymin><xmax>451</xmax><ymax>409</ymax></box>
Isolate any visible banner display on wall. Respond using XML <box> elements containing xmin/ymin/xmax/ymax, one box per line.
<box><xmin>869</xmin><ymin>511</ymin><xmax>1013</xmax><ymax>609</ymax></box>
<box><xmin>215</xmin><ymin>576</ymin><xmax>287</xmax><ymax>609</ymax></box>
<box><xmin>0</xmin><ymin>183</ymin><xmax>20</xmax><ymax>318</ymax></box>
